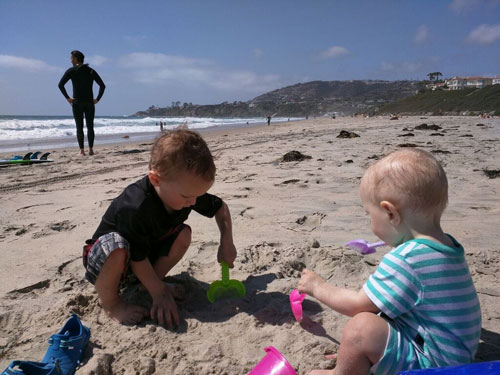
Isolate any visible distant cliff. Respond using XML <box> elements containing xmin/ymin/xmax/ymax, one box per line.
<box><xmin>134</xmin><ymin>80</ymin><xmax>422</xmax><ymax>117</ymax></box>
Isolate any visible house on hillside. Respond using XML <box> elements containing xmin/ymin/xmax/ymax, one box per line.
<box><xmin>446</xmin><ymin>77</ymin><xmax>468</xmax><ymax>90</ymax></box>
<box><xmin>493</xmin><ymin>77</ymin><xmax>500</xmax><ymax>85</ymax></box>
<box><xmin>426</xmin><ymin>82</ymin><xmax>447</xmax><ymax>91</ymax></box>
<box><xmin>445</xmin><ymin>76</ymin><xmax>494</xmax><ymax>90</ymax></box>
<box><xmin>466</xmin><ymin>76</ymin><xmax>492</xmax><ymax>89</ymax></box>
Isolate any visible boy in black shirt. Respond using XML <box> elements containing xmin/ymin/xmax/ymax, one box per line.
<box><xmin>83</xmin><ymin>129</ymin><xmax>237</xmax><ymax>327</ymax></box>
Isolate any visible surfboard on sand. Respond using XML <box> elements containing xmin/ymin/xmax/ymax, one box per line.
<box><xmin>0</xmin><ymin>152</ymin><xmax>53</xmax><ymax>166</ymax></box>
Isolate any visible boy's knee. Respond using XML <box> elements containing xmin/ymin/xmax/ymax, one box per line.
<box><xmin>91</xmin><ymin>247</ymin><xmax>128</xmax><ymax>284</ymax></box>
<box><xmin>106</xmin><ymin>247</ymin><xmax>128</xmax><ymax>264</ymax></box>
<box><xmin>174</xmin><ymin>226</ymin><xmax>192</xmax><ymax>250</ymax></box>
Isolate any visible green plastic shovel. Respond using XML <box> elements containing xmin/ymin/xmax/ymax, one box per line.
<box><xmin>207</xmin><ymin>261</ymin><xmax>246</xmax><ymax>303</ymax></box>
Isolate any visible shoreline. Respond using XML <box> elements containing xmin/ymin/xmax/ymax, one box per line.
<box><xmin>0</xmin><ymin>119</ymin><xmax>293</xmax><ymax>154</ymax></box>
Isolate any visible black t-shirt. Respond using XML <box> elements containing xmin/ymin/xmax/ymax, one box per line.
<box><xmin>58</xmin><ymin>64</ymin><xmax>106</xmax><ymax>103</ymax></box>
<box><xmin>92</xmin><ymin>176</ymin><xmax>223</xmax><ymax>261</ymax></box>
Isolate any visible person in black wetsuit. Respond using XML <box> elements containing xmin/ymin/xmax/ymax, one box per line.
<box><xmin>58</xmin><ymin>50</ymin><xmax>105</xmax><ymax>156</ymax></box>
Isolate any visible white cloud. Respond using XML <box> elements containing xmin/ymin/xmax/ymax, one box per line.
<box><xmin>449</xmin><ymin>0</ymin><xmax>480</xmax><ymax>13</ymax></box>
<box><xmin>253</xmin><ymin>48</ymin><xmax>264</xmax><ymax>60</ymax></box>
<box><xmin>118</xmin><ymin>52</ymin><xmax>282</xmax><ymax>94</ymax></box>
<box><xmin>86</xmin><ymin>55</ymin><xmax>109</xmax><ymax>66</ymax></box>
<box><xmin>450</xmin><ymin>0</ymin><xmax>500</xmax><ymax>13</ymax></box>
<box><xmin>414</xmin><ymin>25</ymin><xmax>430</xmax><ymax>44</ymax></box>
<box><xmin>317</xmin><ymin>46</ymin><xmax>350</xmax><ymax>60</ymax></box>
<box><xmin>466</xmin><ymin>24</ymin><xmax>500</xmax><ymax>44</ymax></box>
<box><xmin>0</xmin><ymin>55</ymin><xmax>60</xmax><ymax>72</ymax></box>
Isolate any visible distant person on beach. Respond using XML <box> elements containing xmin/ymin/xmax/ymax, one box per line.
<box><xmin>267</xmin><ymin>116</ymin><xmax>271</xmax><ymax>126</ymax></box>
<box><xmin>298</xmin><ymin>149</ymin><xmax>480</xmax><ymax>375</ymax></box>
<box><xmin>82</xmin><ymin>128</ymin><xmax>237</xmax><ymax>327</ymax></box>
<box><xmin>159</xmin><ymin>121</ymin><xmax>164</xmax><ymax>133</ymax></box>
<box><xmin>58</xmin><ymin>50</ymin><xmax>106</xmax><ymax>156</ymax></box>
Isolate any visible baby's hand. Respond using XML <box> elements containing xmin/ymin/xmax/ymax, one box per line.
<box><xmin>298</xmin><ymin>268</ymin><xmax>326</xmax><ymax>297</ymax></box>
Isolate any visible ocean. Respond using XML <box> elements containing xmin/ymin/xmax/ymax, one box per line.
<box><xmin>0</xmin><ymin>115</ymin><xmax>301</xmax><ymax>153</ymax></box>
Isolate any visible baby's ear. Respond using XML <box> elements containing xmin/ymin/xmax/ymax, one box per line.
<box><xmin>148</xmin><ymin>170</ymin><xmax>160</xmax><ymax>187</ymax></box>
<box><xmin>380</xmin><ymin>200</ymin><xmax>401</xmax><ymax>226</ymax></box>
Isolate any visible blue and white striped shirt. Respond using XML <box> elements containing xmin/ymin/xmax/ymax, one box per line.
<box><xmin>363</xmin><ymin>236</ymin><xmax>481</xmax><ymax>367</ymax></box>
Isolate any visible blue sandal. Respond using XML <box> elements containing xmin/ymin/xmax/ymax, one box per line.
<box><xmin>1</xmin><ymin>361</ymin><xmax>61</xmax><ymax>375</ymax></box>
<box><xmin>41</xmin><ymin>314</ymin><xmax>90</xmax><ymax>375</ymax></box>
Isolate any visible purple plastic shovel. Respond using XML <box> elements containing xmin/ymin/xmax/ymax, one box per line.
<box><xmin>345</xmin><ymin>239</ymin><xmax>385</xmax><ymax>255</ymax></box>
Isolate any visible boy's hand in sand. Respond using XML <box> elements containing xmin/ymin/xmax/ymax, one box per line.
<box><xmin>298</xmin><ymin>268</ymin><xmax>326</xmax><ymax>297</ymax></box>
<box><xmin>150</xmin><ymin>284</ymin><xmax>180</xmax><ymax>329</ymax></box>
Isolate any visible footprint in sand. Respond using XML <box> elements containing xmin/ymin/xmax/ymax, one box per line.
<box><xmin>6</xmin><ymin>279</ymin><xmax>51</xmax><ymax>300</ymax></box>
<box><xmin>278</xmin><ymin>179</ymin><xmax>300</xmax><ymax>185</ymax></box>
<box><xmin>32</xmin><ymin>220</ymin><xmax>76</xmax><ymax>238</ymax></box>
<box><xmin>239</xmin><ymin>206</ymin><xmax>254</xmax><ymax>218</ymax></box>
<box><xmin>2</xmin><ymin>224</ymin><xmax>35</xmax><ymax>238</ymax></box>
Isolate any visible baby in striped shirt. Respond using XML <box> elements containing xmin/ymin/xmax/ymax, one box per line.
<box><xmin>298</xmin><ymin>148</ymin><xmax>481</xmax><ymax>375</ymax></box>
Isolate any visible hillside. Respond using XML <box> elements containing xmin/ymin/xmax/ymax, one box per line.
<box><xmin>134</xmin><ymin>80</ymin><xmax>422</xmax><ymax>117</ymax></box>
<box><xmin>252</xmin><ymin>80</ymin><xmax>419</xmax><ymax>105</ymax></box>
<box><xmin>377</xmin><ymin>84</ymin><xmax>500</xmax><ymax>115</ymax></box>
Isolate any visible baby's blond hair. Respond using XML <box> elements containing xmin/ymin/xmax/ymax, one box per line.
<box><xmin>149</xmin><ymin>128</ymin><xmax>216</xmax><ymax>182</ymax></box>
<box><xmin>362</xmin><ymin>148</ymin><xmax>448</xmax><ymax>216</ymax></box>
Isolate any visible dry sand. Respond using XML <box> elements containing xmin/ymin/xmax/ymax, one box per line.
<box><xmin>0</xmin><ymin>116</ymin><xmax>499</xmax><ymax>374</ymax></box>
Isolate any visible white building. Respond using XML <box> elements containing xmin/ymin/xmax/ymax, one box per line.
<box><xmin>493</xmin><ymin>77</ymin><xmax>500</xmax><ymax>85</ymax></box>
<box><xmin>446</xmin><ymin>77</ymin><xmax>468</xmax><ymax>90</ymax></box>
<box><xmin>445</xmin><ymin>76</ymin><xmax>494</xmax><ymax>90</ymax></box>
<box><xmin>466</xmin><ymin>76</ymin><xmax>492</xmax><ymax>88</ymax></box>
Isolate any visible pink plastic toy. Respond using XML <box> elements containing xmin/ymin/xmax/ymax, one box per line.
<box><xmin>289</xmin><ymin>289</ymin><xmax>306</xmax><ymax>322</ymax></box>
<box><xmin>248</xmin><ymin>346</ymin><xmax>297</xmax><ymax>375</ymax></box>
<box><xmin>345</xmin><ymin>239</ymin><xmax>385</xmax><ymax>255</ymax></box>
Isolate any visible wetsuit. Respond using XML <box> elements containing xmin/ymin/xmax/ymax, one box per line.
<box><xmin>58</xmin><ymin>64</ymin><xmax>105</xmax><ymax>149</ymax></box>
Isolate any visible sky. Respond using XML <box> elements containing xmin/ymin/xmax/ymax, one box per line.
<box><xmin>1</xmin><ymin>0</ymin><xmax>500</xmax><ymax>116</ymax></box>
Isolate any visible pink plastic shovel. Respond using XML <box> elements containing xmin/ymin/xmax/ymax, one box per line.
<box><xmin>345</xmin><ymin>239</ymin><xmax>385</xmax><ymax>255</ymax></box>
<box><xmin>289</xmin><ymin>289</ymin><xmax>306</xmax><ymax>323</ymax></box>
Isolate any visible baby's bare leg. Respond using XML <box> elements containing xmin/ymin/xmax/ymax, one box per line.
<box><xmin>94</xmin><ymin>248</ymin><xmax>148</xmax><ymax>324</ymax></box>
<box><xmin>309</xmin><ymin>312</ymin><xmax>388</xmax><ymax>375</ymax></box>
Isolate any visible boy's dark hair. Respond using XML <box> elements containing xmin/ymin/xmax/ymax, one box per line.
<box><xmin>149</xmin><ymin>128</ymin><xmax>216</xmax><ymax>182</ymax></box>
<box><xmin>71</xmin><ymin>50</ymin><xmax>85</xmax><ymax>63</ymax></box>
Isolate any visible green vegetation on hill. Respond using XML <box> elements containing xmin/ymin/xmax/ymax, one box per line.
<box><xmin>377</xmin><ymin>84</ymin><xmax>500</xmax><ymax>115</ymax></box>
<box><xmin>134</xmin><ymin>80</ymin><xmax>421</xmax><ymax>117</ymax></box>
<box><xmin>134</xmin><ymin>80</ymin><xmax>500</xmax><ymax>118</ymax></box>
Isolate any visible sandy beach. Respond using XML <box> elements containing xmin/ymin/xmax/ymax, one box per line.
<box><xmin>0</xmin><ymin>116</ymin><xmax>499</xmax><ymax>374</ymax></box>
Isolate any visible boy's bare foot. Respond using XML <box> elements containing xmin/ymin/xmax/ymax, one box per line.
<box><xmin>89</xmin><ymin>149</ymin><xmax>94</xmax><ymax>156</ymax></box>
<box><xmin>80</xmin><ymin>150</ymin><xmax>86</xmax><ymax>156</ymax></box>
<box><xmin>105</xmin><ymin>300</ymin><xmax>148</xmax><ymax>325</ymax></box>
